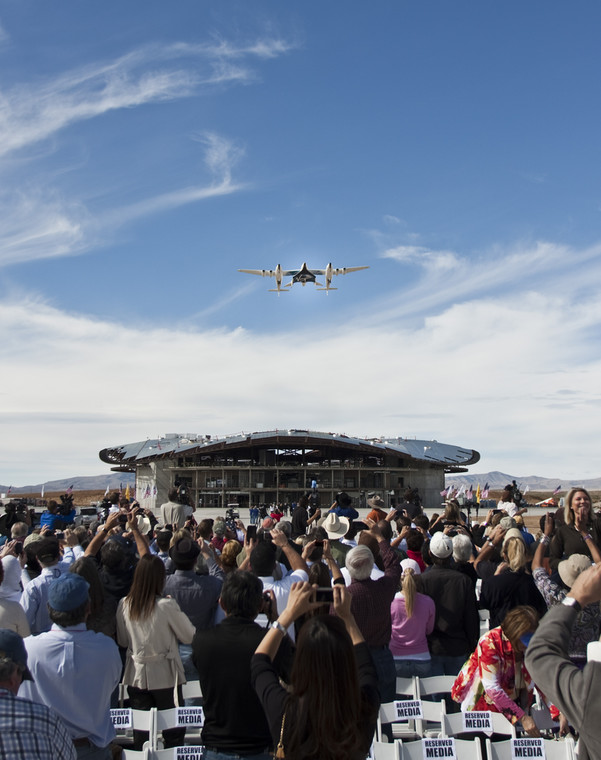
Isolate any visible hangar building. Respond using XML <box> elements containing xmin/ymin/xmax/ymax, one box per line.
<box><xmin>99</xmin><ymin>429</ymin><xmax>480</xmax><ymax>512</ymax></box>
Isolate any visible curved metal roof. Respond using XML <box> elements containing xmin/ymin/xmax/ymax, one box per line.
<box><xmin>99</xmin><ymin>429</ymin><xmax>480</xmax><ymax>470</ymax></box>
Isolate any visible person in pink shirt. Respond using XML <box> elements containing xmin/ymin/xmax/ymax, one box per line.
<box><xmin>389</xmin><ymin>559</ymin><xmax>435</xmax><ymax>677</ymax></box>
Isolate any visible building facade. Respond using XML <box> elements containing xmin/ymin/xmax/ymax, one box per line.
<box><xmin>99</xmin><ymin>430</ymin><xmax>480</xmax><ymax>512</ymax></box>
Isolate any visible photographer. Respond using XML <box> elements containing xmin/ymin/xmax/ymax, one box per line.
<box><xmin>0</xmin><ymin>501</ymin><xmax>31</xmax><ymax>539</ymax></box>
<box><xmin>498</xmin><ymin>481</ymin><xmax>528</xmax><ymax>519</ymax></box>
<box><xmin>160</xmin><ymin>486</ymin><xmax>195</xmax><ymax>530</ymax></box>
<box><xmin>39</xmin><ymin>495</ymin><xmax>76</xmax><ymax>532</ymax></box>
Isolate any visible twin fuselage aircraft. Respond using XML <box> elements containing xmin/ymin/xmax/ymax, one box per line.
<box><xmin>238</xmin><ymin>262</ymin><xmax>369</xmax><ymax>293</ymax></box>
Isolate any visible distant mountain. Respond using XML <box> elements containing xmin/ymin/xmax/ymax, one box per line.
<box><xmin>446</xmin><ymin>470</ymin><xmax>601</xmax><ymax>491</ymax></box>
<box><xmin>0</xmin><ymin>473</ymin><xmax>135</xmax><ymax>495</ymax></box>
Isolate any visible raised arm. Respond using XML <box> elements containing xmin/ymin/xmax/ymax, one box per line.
<box><xmin>125</xmin><ymin>509</ymin><xmax>150</xmax><ymax>558</ymax></box>
<box><xmin>84</xmin><ymin>511</ymin><xmax>122</xmax><ymax>557</ymax></box>
<box><xmin>575</xmin><ymin>508</ymin><xmax>601</xmax><ymax>565</ymax></box>
<box><xmin>473</xmin><ymin>524</ymin><xmax>506</xmax><ymax>571</ymax></box>
<box><xmin>333</xmin><ymin>584</ymin><xmax>364</xmax><ymax>645</ymax></box>
<box><xmin>532</xmin><ymin>513</ymin><xmax>554</xmax><ymax>572</ymax></box>
<box><xmin>271</xmin><ymin>528</ymin><xmax>309</xmax><ymax>575</ymax></box>
<box><xmin>322</xmin><ymin>539</ymin><xmax>344</xmax><ymax>584</ymax></box>
<box><xmin>254</xmin><ymin>581</ymin><xmax>319</xmax><ymax>660</ymax></box>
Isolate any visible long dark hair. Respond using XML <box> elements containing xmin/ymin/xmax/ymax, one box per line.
<box><xmin>124</xmin><ymin>554</ymin><xmax>165</xmax><ymax>621</ymax></box>
<box><xmin>70</xmin><ymin>556</ymin><xmax>105</xmax><ymax>617</ymax></box>
<box><xmin>284</xmin><ymin>615</ymin><xmax>373</xmax><ymax>760</ymax></box>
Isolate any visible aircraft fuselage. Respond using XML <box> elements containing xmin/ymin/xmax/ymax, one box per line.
<box><xmin>292</xmin><ymin>262</ymin><xmax>316</xmax><ymax>285</ymax></box>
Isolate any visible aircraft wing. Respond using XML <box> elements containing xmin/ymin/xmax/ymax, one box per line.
<box><xmin>238</xmin><ymin>269</ymin><xmax>276</xmax><ymax>277</ymax></box>
<box><xmin>238</xmin><ymin>268</ymin><xmax>301</xmax><ymax>277</ymax></box>
<box><xmin>332</xmin><ymin>266</ymin><xmax>369</xmax><ymax>275</ymax></box>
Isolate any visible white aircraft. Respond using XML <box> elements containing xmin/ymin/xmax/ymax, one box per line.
<box><xmin>238</xmin><ymin>262</ymin><xmax>369</xmax><ymax>293</ymax></box>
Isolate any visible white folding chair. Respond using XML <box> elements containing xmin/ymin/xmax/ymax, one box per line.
<box><xmin>181</xmin><ymin>680</ymin><xmax>203</xmax><ymax>701</ymax></box>
<box><xmin>416</xmin><ymin>675</ymin><xmax>457</xmax><ymax>697</ymax></box>
<box><xmin>371</xmin><ymin>740</ymin><xmax>401</xmax><ymax>760</ymax></box>
<box><xmin>377</xmin><ymin>699</ymin><xmax>445</xmax><ymax>741</ymax></box>
<box><xmin>121</xmin><ymin>749</ymin><xmax>150</xmax><ymax>760</ymax></box>
<box><xmin>111</xmin><ymin>707</ymin><xmax>155</xmax><ymax>749</ymax></box>
<box><xmin>395</xmin><ymin>676</ymin><xmax>418</xmax><ymax>699</ymax></box>
<box><xmin>442</xmin><ymin>710</ymin><xmax>516</xmax><ymax>739</ymax></box>
<box><xmin>486</xmin><ymin>737</ymin><xmax>576</xmax><ymax>760</ymax></box>
<box><xmin>399</xmin><ymin>737</ymin><xmax>483</xmax><ymax>760</ymax></box>
<box><xmin>479</xmin><ymin>608</ymin><xmax>490</xmax><ymax>635</ymax></box>
<box><xmin>153</xmin><ymin>705</ymin><xmax>204</xmax><ymax>749</ymax></box>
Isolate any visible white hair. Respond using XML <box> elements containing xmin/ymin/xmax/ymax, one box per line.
<box><xmin>346</xmin><ymin>545</ymin><xmax>375</xmax><ymax>581</ymax></box>
<box><xmin>452</xmin><ymin>533</ymin><xmax>473</xmax><ymax>563</ymax></box>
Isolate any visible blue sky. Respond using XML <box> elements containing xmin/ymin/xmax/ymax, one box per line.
<box><xmin>2</xmin><ymin>1</ymin><xmax>601</xmax><ymax>485</ymax></box>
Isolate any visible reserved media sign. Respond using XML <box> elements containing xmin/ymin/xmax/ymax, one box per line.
<box><xmin>422</xmin><ymin>738</ymin><xmax>456</xmax><ymax>759</ymax></box>
<box><xmin>394</xmin><ymin>700</ymin><xmax>424</xmax><ymax>719</ymax></box>
<box><xmin>462</xmin><ymin>711</ymin><xmax>494</xmax><ymax>734</ymax></box>
<box><xmin>511</xmin><ymin>738</ymin><xmax>545</xmax><ymax>759</ymax></box>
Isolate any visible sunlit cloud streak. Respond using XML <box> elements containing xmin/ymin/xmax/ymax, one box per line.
<box><xmin>0</xmin><ymin>38</ymin><xmax>294</xmax><ymax>158</ymax></box>
<box><xmin>368</xmin><ymin>239</ymin><xmax>601</xmax><ymax>326</ymax></box>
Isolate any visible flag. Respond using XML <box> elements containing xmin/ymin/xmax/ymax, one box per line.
<box><xmin>476</xmin><ymin>483</ymin><xmax>481</xmax><ymax>503</ymax></box>
<box><xmin>40</xmin><ymin>484</ymin><xmax>45</xmax><ymax>499</ymax></box>
<box><xmin>6</xmin><ymin>486</ymin><xmax>12</xmax><ymax>495</ymax></box>
<box><xmin>523</xmin><ymin>485</ymin><xmax>530</xmax><ymax>495</ymax></box>
<box><xmin>125</xmin><ymin>484</ymin><xmax>130</xmax><ymax>500</ymax></box>
<box><xmin>440</xmin><ymin>486</ymin><xmax>449</xmax><ymax>498</ymax></box>
<box><xmin>152</xmin><ymin>485</ymin><xmax>157</xmax><ymax>496</ymax></box>
<box><xmin>144</xmin><ymin>485</ymin><xmax>151</xmax><ymax>498</ymax></box>
<box><xmin>482</xmin><ymin>482</ymin><xmax>489</xmax><ymax>499</ymax></box>
<box><xmin>553</xmin><ymin>485</ymin><xmax>561</xmax><ymax>495</ymax></box>
<box><xmin>66</xmin><ymin>484</ymin><xmax>73</xmax><ymax>495</ymax></box>
<box><xmin>456</xmin><ymin>485</ymin><xmax>465</xmax><ymax>497</ymax></box>
<box><xmin>467</xmin><ymin>485</ymin><xmax>473</xmax><ymax>500</ymax></box>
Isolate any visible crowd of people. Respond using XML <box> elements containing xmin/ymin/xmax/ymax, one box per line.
<box><xmin>0</xmin><ymin>484</ymin><xmax>601</xmax><ymax>759</ymax></box>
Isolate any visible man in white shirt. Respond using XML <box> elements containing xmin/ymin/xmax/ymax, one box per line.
<box><xmin>250</xmin><ymin>529</ymin><xmax>309</xmax><ymax>639</ymax></box>
<box><xmin>20</xmin><ymin>537</ymin><xmax>67</xmax><ymax>635</ymax></box>
<box><xmin>20</xmin><ymin>574</ymin><xmax>122</xmax><ymax>760</ymax></box>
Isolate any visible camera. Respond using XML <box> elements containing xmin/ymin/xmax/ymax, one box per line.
<box><xmin>315</xmin><ymin>587</ymin><xmax>334</xmax><ymax>603</ymax></box>
<box><xmin>225</xmin><ymin>506</ymin><xmax>239</xmax><ymax>532</ymax></box>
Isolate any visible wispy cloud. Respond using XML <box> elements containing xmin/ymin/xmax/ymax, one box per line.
<box><xmin>102</xmin><ymin>133</ymin><xmax>246</xmax><ymax>228</ymax></box>
<box><xmin>382</xmin><ymin>244</ymin><xmax>462</xmax><ymax>272</ymax></box>
<box><xmin>0</xmin><ymin>36</ymin><xmax>290</xmax><ymax>268</ymax></box>
<box><xmin>0</xmin><ymin>38</ymin><xmax>293</xmax><ymax>159</ymax></box>
<box><xmin>369</xmin><ymin>239</ymin><xmax>601</xmax><ymax>327</ymax></box>
<box><xmin>0</xmin><ymin>191</ymin><xmax>89</xmax><ymax>266</ymax></box>
<box><xmin>0</xmin><ymin>134</ymin><xmax>245</xmax><ymax>266</ymax></box>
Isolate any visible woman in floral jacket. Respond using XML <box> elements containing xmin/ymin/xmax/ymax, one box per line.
<box><xmin>451</xmin><ymin>605</ymin><xmax>541</xmax><ymax>737</ymax></box>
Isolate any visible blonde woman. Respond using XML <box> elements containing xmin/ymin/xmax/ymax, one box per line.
<box><xmin>389</xmin><ymin>559</ymin><xmax>435</xmax><ymax>677</ymax></box>
<box><xmin>479</xmin><ymin>533</ymin><xmax>546</xmax><ymax>628</ymax></box>
<box><xmin>549</xmin><ymin>488</ymin><xmax>600</xmax><ymax>571</ymax></box>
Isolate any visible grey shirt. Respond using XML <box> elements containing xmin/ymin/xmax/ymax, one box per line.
<box><xmin>526</xmin><ymin>604</ymin><xmax>601</xmax><ymax>760</ymax></box>
<box><xmin>163</xmin><ymin>563</ymin><xmax>224</xmax><ymax>630</ymax></box>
